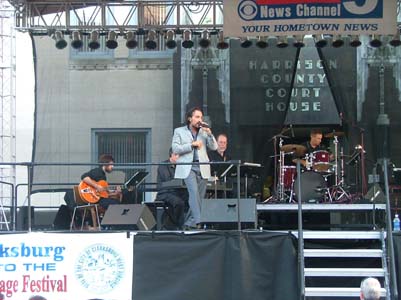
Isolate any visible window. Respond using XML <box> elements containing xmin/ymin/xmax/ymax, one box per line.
<box><xmin>92</xmin><ymin>129</ymin><xmax>151</xmax><ymax>180</ymax></box>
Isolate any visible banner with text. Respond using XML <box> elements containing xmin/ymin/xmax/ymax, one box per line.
<box><xmin>224</xmin><ymin>0</ymin><xmax>397</xmax><ymax>36</ymax></box>
<box><xmin>0</xmin><ymin>232</ymin><xmax>133</xmax><ymax>300</ymax></box>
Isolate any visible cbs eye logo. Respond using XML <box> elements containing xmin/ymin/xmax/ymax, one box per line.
<box><xmin>238</xmin><ymin>1</ymin><xmax>258</xmax><ymax>21</ymax></box>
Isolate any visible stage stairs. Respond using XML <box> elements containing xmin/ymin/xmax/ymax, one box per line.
<box><xmin>297</xmin><ymin>230</ymin><xmax>390</xmax><ymax>299</ymax></box>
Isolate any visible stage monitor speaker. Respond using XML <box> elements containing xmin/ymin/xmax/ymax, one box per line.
<box><xmin>200</xmin><ymin>198</ymin><xmax>257</xmax><ymax>229</ymax></box>
<box><xmin>101</xmin><ymin>204</ymin><xmax>156</xmax><ymax>230</ymax></box>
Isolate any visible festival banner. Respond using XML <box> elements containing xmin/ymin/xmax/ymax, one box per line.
<box><xmin>0</xmin><ymin>232</ymin><xmax>133</xmax><ymax>300</ymax></box>
<box><xmin>223</xmin><ymin>0</ymin><xmax>397</xmax><ymax>36</ymax></box>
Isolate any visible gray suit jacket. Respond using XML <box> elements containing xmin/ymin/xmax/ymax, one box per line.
<box><xmin>172</xmin><ymin>125</ymin><xmax>218</xmax><ymax>179</ymax></box>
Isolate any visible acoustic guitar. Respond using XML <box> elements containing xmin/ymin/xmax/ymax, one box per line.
<box><xmin>78</xmin><ymin>180</ymin><xmax>121</xmax><ymax>204</ymax></box>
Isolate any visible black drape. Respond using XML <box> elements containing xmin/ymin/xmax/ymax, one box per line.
<box><xmin>133</xmin><ymin>231</ymin><xmax>299</xmax><ymax>300</ymax></box>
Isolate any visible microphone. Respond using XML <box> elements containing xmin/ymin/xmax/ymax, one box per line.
<box><xmin>290</xmin><ymin>124</ymin><xmax>295</xmax><ymax>138</ymax></box>
<box><xmin>199</xmin><ymin>121</ymin><xmax>210</xmax><ymax>128</ymax></box>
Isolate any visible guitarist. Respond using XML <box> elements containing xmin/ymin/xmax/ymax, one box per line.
<box><xmin>80</xmin><ymin>154</ymin><xmax>122</xmax><ymax>208</ymax></box>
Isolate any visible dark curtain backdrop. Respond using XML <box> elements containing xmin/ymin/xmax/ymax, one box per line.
<box><xmin>133</xmin><ymin>231</ymin><xmax>299</xmax><ymax>300</ymax></box>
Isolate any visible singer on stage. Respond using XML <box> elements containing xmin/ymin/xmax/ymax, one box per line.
<box><xmin>172</xmin><ymin>107</ymin><xmax>217</xmax><ymax>229</ymax></box>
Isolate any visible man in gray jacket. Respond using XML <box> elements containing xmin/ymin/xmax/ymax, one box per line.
<box><xmin>172</xmin><ymin>107</ymin><xmax>217</xmax><ymax>229</ymax></box>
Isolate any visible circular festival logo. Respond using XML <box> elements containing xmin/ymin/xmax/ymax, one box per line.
<box><xmin>74</xmin><ymin>243</ymin><xmax>125</xmax><ymax>294</ymax></box>
<box><xmin>238</xmin><ymin>0</ymin><xmax>258</xmax><ymax>21</ymax></box>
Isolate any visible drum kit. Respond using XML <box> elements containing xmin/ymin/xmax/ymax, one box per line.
<box><xmin>271</xmin><ymin>131</ymin><xmax>352</xmax><ymax>204</ymax></box>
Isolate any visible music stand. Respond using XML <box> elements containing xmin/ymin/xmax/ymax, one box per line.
<box><xmin>125</xmin><ymin>171</ymin><xmax>149</xmax><ymax>203</ymax></box>
<box><xmin>241</xmin><ymin>162</ymin><xmax>262</xmax><ymax>198</ymax></box>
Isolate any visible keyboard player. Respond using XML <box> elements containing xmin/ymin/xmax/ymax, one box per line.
<box><xmin>155</xmin><ymin>148</ymin><xmax>188</xmax><ymax>230</ymax></box>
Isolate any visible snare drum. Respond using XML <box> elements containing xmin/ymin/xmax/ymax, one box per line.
<box><xmin>312</xmin><ymin>150</ymin><xmax>331</xmax><ymax>172</ymax></box>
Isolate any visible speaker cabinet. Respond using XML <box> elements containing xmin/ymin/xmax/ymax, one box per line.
<box><xmin>200</xmin><ymin>198</ymin><xmax>257</xmax><ymax>229</ymax></box>
<box><xmin>101</xmin><ymin>204</ymin><xmax>156</xmax><ymax>230</ymax></box>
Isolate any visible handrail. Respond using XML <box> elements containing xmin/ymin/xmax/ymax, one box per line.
<box><xmin>0</xmin><ymin>180</ymin><xmax>14</xmax><ymax>231</ymax></box>
<box><xmin>383</xmin><ymin>159</ymin><xmax>398</xmax><ymax>300</ymax></box>
<box><xmin>2</xmin><ymin>160</ymin><xmax>244</xmax><ymax>231</ymax></box>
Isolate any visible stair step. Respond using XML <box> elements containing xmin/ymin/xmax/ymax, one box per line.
<box><xmin>295</xmin><ymin>231</ymin><xmax>384</xmax><ymax>240</ymax></box>
<box><xmin>305</xmin><ymin>287</ymin><xmax>387</xmax><ymax>297</ymax></box>
<box><xmin>304</xmin><ymin>249</ymin><xmax>382</xmax><ymax>257</ymax></box>
<box><xmin>305</xmin><ymin>268</ymin><xmax>385</xmax><ymax>277</ymax></box>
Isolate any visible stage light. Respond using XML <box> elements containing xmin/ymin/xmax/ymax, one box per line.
<box><xmin>240</xmin><ymin>37</ymin><xmax>252</xmax><ymax>48</ymax></box>
<box><xmin>182</xmin><ymin>30</ymin><xmax>194</xmax><ymax>49</ymax></box>
<box><xmin>216</xmin><ymin>31</ymin><xmax>229</xmax><ymax>49</ymax></box>
<box><xmin>276</xmin><ymin>36</ymin><xmax>288</xmax><ymax>48</ymax></box>
<box><xmin>54</xmin><ymin>31</ymin><xmax>67</xmax><ymax>49</ymax></box>
<box><xmin>199</xmin><ymin>30</ymin><xmax>211</xmax><ymax>48</ymax></box>
<box><xmin>389</xmin><ymin>30</ymin><xmax>401</xmax><ymax>47</ymax></box>
<box><xmin>293</xmin><ymin>35</ymin><xmax>305</xmax><ymax>48</ymax></box>
<box><xmin>332</xmin><ymin>35</ymin><xmax>344</xmax><ymax>48</ymax></box>
<box><xmin>145</xmin><ymin>30</ymin><xmax>157</xmax><ymax>50</ymax></box>
<box><xmin>125</xmin><ymin>31</ymin><xmax>138</xmax><ymax>49</ymax></box>
<box><xmin>70</xmin><ymin>31</ymin><xmax>83</xmax><ymax>49</ymax></box>
<box><xmin>88</xmin><ymin>30</ymin><xmax>100</xmax><ymax>50</ymax></box>
<box><xmin>166</xmin><ymin>30</ymin><xmax>177</xmax><ymax>49</ymax></box>
<box><xmin>349</xmin><ymin>35</ymin><xmax>362</xmax><ymax>47</ymax></box>
<box><xmin>255</xmin><ymin>36</ymin><xmax>268</xmax><ymax>49</ymax></box>
<box><xmin>314</xmin><ymin>35</ymin><xmax>327</xmax><ymax>48</ymax></box>
<box><xmin>369</xmin><ymin>35</ymin><xmax>382</xmax><ymax>48</ymax></box>
<box><xmin>106</xmin><ymin>31</ymin><xmax>118</xmax><ymax>49</ymax></box>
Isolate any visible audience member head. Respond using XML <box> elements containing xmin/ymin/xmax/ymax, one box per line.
<box><xmin>360</xmin><ymin>277</ymin><xmax>381</xmax><ymax>300</ymax></box>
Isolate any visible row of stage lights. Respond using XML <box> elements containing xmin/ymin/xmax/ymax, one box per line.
<box><xmin>53</xmin><ymin>29</ymin><xmax>401</xmax><ymax>50</ymax></box>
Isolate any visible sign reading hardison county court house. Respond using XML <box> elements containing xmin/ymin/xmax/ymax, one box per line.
<box><xmin>224</xmin><ymin>0</ymin><xmax>397</xmax><ymax>36</ymax></box>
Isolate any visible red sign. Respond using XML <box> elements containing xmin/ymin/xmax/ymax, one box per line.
<box><xmin>256</xmin><ymin>0</ymin><xmax>341</xmax><ymax>4</ymax></box>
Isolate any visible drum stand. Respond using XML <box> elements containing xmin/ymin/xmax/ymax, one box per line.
<box><xmin>327</xmin><ymin>138</ymin><xmax>352</xmax><ymax>203</ymax></box>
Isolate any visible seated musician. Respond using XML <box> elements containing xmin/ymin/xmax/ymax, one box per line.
<box><xmin>208</xmin><ymin>133</ymin><xmax>231</xmax><ymax>178</ymax></box>
<box><xmin>80</xmin><ymin>154</ymin><xmax>122</xmax><ymax>209</ymax></box>
<box><xmin>294</xmin><ymin>129</ymin><xmax>331</xmax><ymax>169</ymax></box>
<box><xmin>155</xmin><ymin>148</ymin><xmax>188</xmax><ymax>230</ymax></box>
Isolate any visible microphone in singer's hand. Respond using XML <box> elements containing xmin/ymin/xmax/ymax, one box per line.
<box><xmin>199</xmin><ymin>121</ymin><xmax>210</xmax><ymax>128</ymax></box>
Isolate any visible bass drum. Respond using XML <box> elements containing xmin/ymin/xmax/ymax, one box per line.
<box><xmin>294</xmin><ymin>171</ymin><xmax>327</xmax><ymax>203</ymax></box>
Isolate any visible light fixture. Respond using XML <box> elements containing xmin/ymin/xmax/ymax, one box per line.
<box><xmin>166</xmin><ymin>30</ymin><xmax>177</xmax><ymax>49</ymax></box>
<box><xmin>332</xmin><ymin>35</ymin><xmax>344</xmax><ymax>48</ymax></box>
<box><xmin>125</xmin><ymin>31</ymin><xmax>138</xmax><ymax>49</ymax></box>
<box><xmin>240</xmin><ymin>37</ymin><xmax>252</xmax><ymax>48</ymax></box>
<box><xmin>369</xmin><ymin>35</ymin><xmax>382</xmax><ymax>48</ymax></box>
<box><xmin>145</xmin><ymin>30</ymin><xmax>157</xmax><ymax>50</ymax></box>
<box><xmin>70</xmin><ymin>31</ymin><xmax>83</xmax><ymax>49</ymax></box>
<box><xmin>106</xmin><ymin>31</ymin><xmax>118</xmax><ymax>49</ymax></box>
<box><xmin>276</xmin><ymin>36</ymin><xmax>288</xmax><ymax>48</ymax></box>
<box><xmin>314</xmin><ymin>35</ymin><xmax>327</xmax><ymax>48</ymax></box>
<box><xmin>349</xmin><ymin>35</ymin><xmax>362</xmax><ymax>47</ymax></box>
<box><xmin>255</xmin><ymin>36</ymin><xmax>268</xmax><ymax>48</ymax></box>
<box><xmin>293</xmin><ymin>35</ymin><xmax>305</xmax><ymax>48</ymax></box>
<box><xmin>88</xmin><ymin>30</ymin><xmax>100</xmax><ymax>50</ymax></box>
<box><xmin>181</xmin><ymin>30</ymin><xmax>194</xmax><ymax>49</ymax></box>
<box><xmin>54</xmin><ymin>31</ymin><xmax>67</xmax><ymax>49</ymax></box>
<box><xmin>389</xmin><ymin>30</ymin><xmax>401</xmax><ymax>47</ymax></box>
<box><xmin>199</xmin><ymin>30</ymin><xmax>211</xmax><ymax>48</ymax></box>
<box><xmin>216</xmin><ymin>31</ymin><xmax>229</xmax><ymax>49</ymax></box>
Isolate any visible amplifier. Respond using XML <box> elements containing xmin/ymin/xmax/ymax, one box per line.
<box><xmin>200</xmin><ymin>198</ymin><xmax>257</xmax><ymax>228</ymax></box>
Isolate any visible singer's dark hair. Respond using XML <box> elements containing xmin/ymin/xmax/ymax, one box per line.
<box><xmin>185</xmin><ymin>106</ymin><xmax>203</xmax><ymax>125</ymax></box>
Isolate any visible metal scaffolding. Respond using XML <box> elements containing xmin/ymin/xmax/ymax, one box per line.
<box><xmin>0</xmin><ymin>0</ymin><xmax>16</xmax><ymax>229</ymax></box>
<box><xmin>9</xmin><ymin>0</ymin><xmax>224</xmax><ymax>33</ymax></box>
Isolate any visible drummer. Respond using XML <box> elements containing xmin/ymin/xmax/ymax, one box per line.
<box><xmin>294</xmin><ymin>129</ymin><xmax>332</xmax><ymax>169</ymax></box>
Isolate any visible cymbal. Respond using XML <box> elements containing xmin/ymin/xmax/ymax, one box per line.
<box><xmin>280</xmin><ymin>144</ymin><xmax>307</xmax><ymax>156</ymax></box>
<box><xmin>324</xmin><ymin>131</ymin><xmax>345</xmax><ymax>138</ymax></box>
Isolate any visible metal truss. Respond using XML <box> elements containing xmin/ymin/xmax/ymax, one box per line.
<box><xmin>9</xmin><ymin>0</ymin><xmax>223</xmax><ymax>33</ymax></box>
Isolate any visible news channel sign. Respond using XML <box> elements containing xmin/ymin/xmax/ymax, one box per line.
<box><xmin>223</xmin><ymin>0</ymin><xmax>397</xmax><ymax>36</ymax></box>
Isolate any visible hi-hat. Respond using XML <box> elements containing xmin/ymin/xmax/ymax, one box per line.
<box><xmin>281</xmin><ymin>144</ymin><xmax>307</xmax><ymax>156</ymax></box>
<box><xmin>324</xmin><ymin>131</ymin><xmax>345</xmax><ymax>138</ymax></box>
